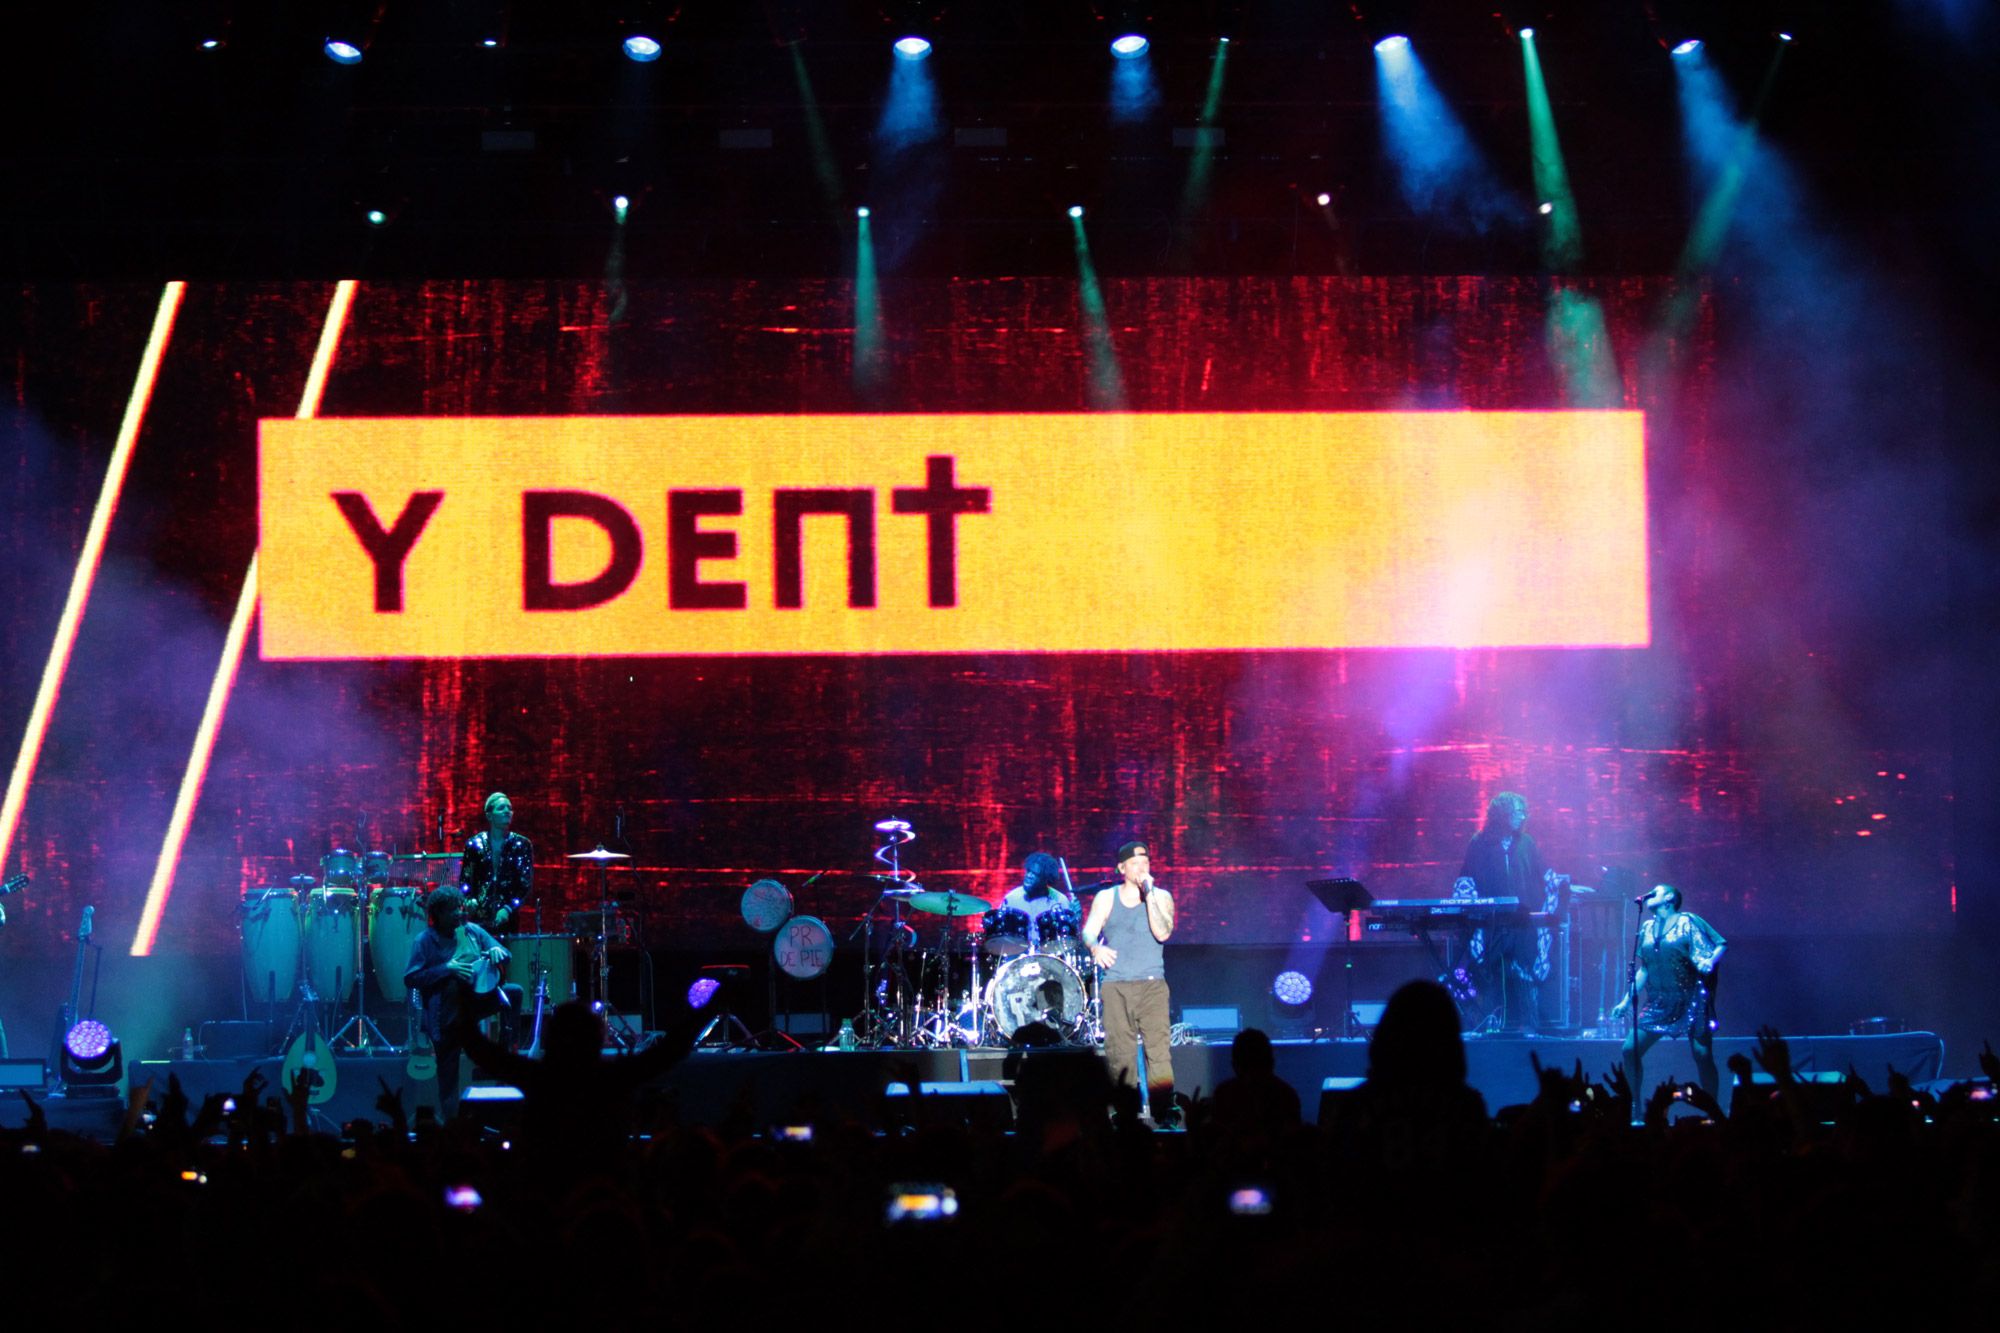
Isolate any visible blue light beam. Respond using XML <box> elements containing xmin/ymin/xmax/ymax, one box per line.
<box><xmin>1374</xmin><ymin>38</ymin><xmax>1517</xmax><ymax>232</ymax></box>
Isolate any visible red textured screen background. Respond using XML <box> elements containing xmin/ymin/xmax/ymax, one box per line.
<box><xmin>0</xmin><ymin>277</ymin><xmax>1953</xmax><ymax>966</ymax></box>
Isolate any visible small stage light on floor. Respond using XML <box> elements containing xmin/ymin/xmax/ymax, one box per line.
<box><xmin>1068</xmin><ymin>205</ymin><xmax>1084</xmax><ymax>219</ymax></box>
<box><xmin>365</xmin><ymin>208</ymin><xmax>389</xmax><ymax>227</ymax></box>
<box><xmin>1271</xmin><ymin>969</ymin><xmax>1314</xmax><ymax>1037</ymax></box>
<box><xmin>1519</xmin><ymin>27</ymin><xmax>1535</xmax><ymax>41</ymax></box>
<box><xmin>612</xmin><ymin>194</ymin><xmax>630</xmax><ymax>222</ymax></box>
<box><xmin>857</xmin><ymin>206</ymin><xmax>870</xmax><ymax>218</ymax></box>
<box><xmin>1374</xmin><ymin>35</ymin><xmax>1410</xmax><ymax>55</ymax></box>
<box><xmin>324</xmin><ymin>39</ymin><xmax>364</xmax><ymax>65</ymax></box>
<box><xmin>61</xmin><ymin>1019</ymin><xmax>123</xmax><ymax>1096</ymax></box>
<box><xmin>1111</xmin><ymin>34</ymin><xmax>1149</xmax><ymax>60</ymax></box>
<box><xmin>1671</xmin><ymin>38</ymin><xmax>1703</xmax><ymax>57</ymax></box>
<box><xmin>893</xmin><ymin>36</ymin><xmax>932</xmax><ymax>61</ymax></box>
<box><xmin>623</xmin><ymin>35</ymin><xmax>661</xmax><ymax>63</ymax></box>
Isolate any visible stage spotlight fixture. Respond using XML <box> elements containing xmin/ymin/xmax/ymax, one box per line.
<box><xmin>1111</xmin><ymin>34</ymin><xmax>1149</xmax><ymax>59</ymax></box>
<box><xmin>1272</xmin><ymin>971</ymin><xmax>1313</xmax><ymax>1007</ymax></box>
<box><xmin>1776</xmin><ymin>31</ymin><xmax>1794</xmax><ymax>42</ymax></box>
<box><xmin>1519</xmin><ymin>27</ymin><xmax>1534</xmax><ymax>40</ymax></box>
<box><xmin>1537</xmin><ymin>200</ymin><xmax>1554</xmax><ymax>214</ymax></box>
<box><xmin>1671</xmin><ymin>38</ymin><xmax>1702</xmax><ymax>56</ymax></box>
<box><xmin>365</xmin><ymin>208</ymin><xmax>388</xmax><ymax>226</ymax></box>
<box><xmin>324</xmin><ymin>39</ymin><xmax>364</xmax><ymax>64</ymax></box>
<box><xmin>1068</xmin><ymin>205</ymin><xmax>1084</xmax><ymax>219</ymax></box>
<box><xmin>1374</xmin><ymin>34</ymin><xmax>1410</xmax><ymax>54</ymax></box>
<box><xmin>612</xmin><ymin>195</ymin><xmax>630</xmax><ymax>221</ymax></box>
<box><xmin>623</xmin><ymin>34</ymin><xmax>661</xmax><ymax>62</ymax></box>
<box><xmin>201</xmin><ymin>38</ymin><xmax>223</xmax><ymax>50</ymax></box>
<box><xmin>894</xmin><ymin>36</ymin><xmax>932</xmax><ymax>60</ymax></box>
<box><xmin>1316</xmin><ymin>192</ymin><xmax>1332</xmax><ymax>207</ymax></box>
<box><xmin>482</xmin><ymin>37</ymin><xmax>500</xmax><ymax>49</ymax></box>
<box><xmin>857</xmin><ymin>206</ymin><xmax>870</xmax><ymax>218</ymax></box>
<box><xmin>61</xmin><ymin>1019</ymin><xmax>123</xmax><ymax>1094</ymax></box>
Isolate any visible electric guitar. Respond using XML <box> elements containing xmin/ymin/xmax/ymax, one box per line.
<box><xmin>51</xmin><ymin>904</ymin><xmax>92</xmax><ymax>1091</ymax></box>
<box><xmin>0</xmin><ymin>872</ymin><xmax>27</xmax><ymax>928</ymax></box>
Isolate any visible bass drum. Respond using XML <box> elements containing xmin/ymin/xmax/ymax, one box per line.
<box><xmin>506</xmin><ymin>932</ymin><xmax>577</xmax><ymax>1005</ymax></box>
<box><xmin>367</xmin><ymin>887</ymin><xmax>426</xmax><ymax>1003</ymax></box>
<box><xmin>985</xmin><ymin>953</ymin><xmax>1086</xmax><ymax>1042</ymax></box>
<box><xmin>773</xmin><ymin>915</ymin><xmax>834</xmax><ymax>980</ymax></box>
<box><xmin>302</xmin><ymin>887</ymin><xmax>360</xmax><ymax>1004</ymax></box>
<box><xmin>241</xmin><ymin>889</ymin><xmax>301</xmax><ymax>1007</ymax></box>
<box><xmin>740</xmin><ymin>878</ymin><xmax>793</xmax><ymax>933</ymax></box>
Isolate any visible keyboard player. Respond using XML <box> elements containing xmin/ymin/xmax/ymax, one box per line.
<box><xmin>1452</xmin><ymin>792</ymin><xmax>1566</xmax><ymax>1034</ymax></box>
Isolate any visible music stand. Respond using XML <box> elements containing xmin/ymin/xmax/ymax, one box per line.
<box><xmin>1305</xmin><ymin>877</ymin><xmax>1374</xmax><ymax>1040</ymax></box>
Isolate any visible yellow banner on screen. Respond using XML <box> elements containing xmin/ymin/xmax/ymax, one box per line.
<box><xmin>258</xmin><ymin>412</ymin><xmax>1648</xmax><ymax>658</ymax></box>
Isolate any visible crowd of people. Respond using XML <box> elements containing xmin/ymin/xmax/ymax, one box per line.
<box><xmin>2</xmin><ymin>981</ymin><xmax>1995</xmax><ymax>1325</ymax></box>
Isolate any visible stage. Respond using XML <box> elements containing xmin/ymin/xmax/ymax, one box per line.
<box><xmin>0</xmin><ymin>1030</ymin><xmax>1943</xmax><ymax>1140</ymax></box>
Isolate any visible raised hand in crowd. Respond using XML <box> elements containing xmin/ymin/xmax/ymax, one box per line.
<box><xmin>1753</xmin><ymin>1026</ymin><xmax>1794</xmax><ymax>1084</ymax></box>
<box><xmin>1599</xmin><ymin>1063</ymin><xmax>1632</xmax><ymax>1125</ymax></box>
<box><xmin>1644</xmin><ymin>1077</ymin><xmax>1680</xmax><ymax>1129</ymax></box>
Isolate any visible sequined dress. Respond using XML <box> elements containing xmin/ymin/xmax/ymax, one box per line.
<box><xmin>1637</xmin><ymin>911</ymin><xmax>1726</xmax><ymax>1036</ymax></box>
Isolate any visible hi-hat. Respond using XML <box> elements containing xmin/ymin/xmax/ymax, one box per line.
<box><xmin>907</xmin><ymin>890</ymin><xmax>990</xmax><ymax>917</ymax></box>
<box><xmin>567</xmin><ymin>845</ymin><xmax>631</xmax><ymax>862</ymax></box>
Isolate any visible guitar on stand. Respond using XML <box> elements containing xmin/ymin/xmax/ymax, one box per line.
<box><xmin>0</xmin><ymin>873</ymin><xmax>26</xmax><ymax>1056</ymax></box>
<box><xmin>49</xmin><ymin>903</ymin><xmax>93</xmax><ymax>1093</ymax></box>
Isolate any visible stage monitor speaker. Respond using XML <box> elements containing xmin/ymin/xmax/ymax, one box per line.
<box><xmin>1180</xmin><ymin>1005</ymin><xmax>1241</xmax><ymax>1040</ymax></box>
<box><xmin>1317</xmin><ymin>1075</ymin><xmax>1367</xmax><ymax>1128</ymax></box>
<box><xmin>884</xmin><ymin>1079</ymin><xmax>1015</xmax><ymax>1131</ymax></box>
<box><xmin>0</xmin><ymin>1057</ymin><xmax>47</xmax><ymax>1089</ymax></box>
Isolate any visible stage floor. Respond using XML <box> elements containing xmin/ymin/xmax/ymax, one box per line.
<box><xmin>0</xmin><ymin>1030</ymin><xmax>1943</xmax><ymax>1139</ymax></box>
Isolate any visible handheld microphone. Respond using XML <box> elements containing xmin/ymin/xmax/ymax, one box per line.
<box><xmin>1632</xmin><ymin>891</ymin><xmax>1651</xmax><ymax>904</ymax></box>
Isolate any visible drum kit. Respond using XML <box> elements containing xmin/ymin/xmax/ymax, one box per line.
<box><xmin>853</xmin><ymin>820</ymin><xmax>1103</xmax><ymax>1050</ymax></box>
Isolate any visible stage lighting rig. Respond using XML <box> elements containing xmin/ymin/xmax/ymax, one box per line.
<box><xmin>60</xmin><ymin>1019</ymin><xmax>123</xmax><ymax>1097</ymax></box>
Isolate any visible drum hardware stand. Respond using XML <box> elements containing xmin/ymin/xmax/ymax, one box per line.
<box><xmin>331</xmin><ymin>889</ymin><xmax>396</xmax><ymax>1054</ymax></box>
<box><xmin>693</xmin><ymin>965</ymin><xmax>758</xmax><ymax>1048</ymax></box>
<box><xmin>571</xmin><ymin>844</ymin><xmax>639</xmax><ymax>1049</ymax></box>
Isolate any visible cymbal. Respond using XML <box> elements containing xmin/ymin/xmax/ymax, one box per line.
<box><xmin>567</xmin><ymin>846</ymin><xmax>632</xmax><ymax>862</ymax></box>
<box><xmin>907</xmin><ymin>890</ymin><xmax>991</xmax><ymax>917</ymax></box>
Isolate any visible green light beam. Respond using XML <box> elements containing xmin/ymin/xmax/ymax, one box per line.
<box><xmin>1175</xmin><ymin>38</ymin><xmax>1231</xmax><ymax>250</ymax></box>
<box><xmin>1071</xmin><ymin>214</ymin><xmax>1125</xmax><ymax>410</ymax></box>
<box><xmin>854</xmin><ymin>213</ymin><xmax>883</xmax><ymax>398</ymax></box>
<box><xmin>1521</xmin><ymin>32</ymin><xmax>1581</xmax><ymax>270</ymax></box>
<box><xmin>789</xmin><ymin>41</ymin><xmax>845</xmax><ymax>213</ymax></box>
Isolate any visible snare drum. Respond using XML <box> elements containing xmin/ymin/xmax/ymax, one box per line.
<box><xmin>985</xmin><ymin>953</ymin><xmax>1087</xmax><ymax>1042</ymax></box>
<box><xmin>506</xmin><ymin>933</ymin><xmax>577</xmax><ymax>1005</ymax></box>
<box><xmin>774</xmin><ymin>915</ymin><xmax>834</xmax><ymax>980</ymax></box>
<box><xmin>320</xmin><ymin>849</ymin><xmax>364</xmax><ymax>889</ymax></box>
<box><xmin>302</xmin><ymin>887</ymin><xmax>360</xmax><ymax>1003</ymax></box>
<box><xmin>367</xmin><ymin>887</ymin><xmax>426</xmax><ymax>1003</ymax></box>
<box><xmin>241</xmin><ymin>889</ymin><xmax>301</xmax><ymax>1006</ymax></box>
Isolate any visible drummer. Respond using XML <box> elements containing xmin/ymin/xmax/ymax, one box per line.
<box><xmin>460</xmin><ymin>791</ymin><xmax>533</xmax><ymax>933</ymax></box>
<box><xmin>997</xmin><ymin>852</ymin><xmax>1076</xmax><ymax>952</ymax></box>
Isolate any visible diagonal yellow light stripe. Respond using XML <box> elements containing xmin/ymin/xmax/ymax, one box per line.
<box><xmin>131</xmin><ymin>280</ymin><xmax>357</xmax><ymax>955</ymax></box>
<box><xmin>0</xmin><ymin>282</ymin><xmax>185</xmax><ymax>866</ymax></box>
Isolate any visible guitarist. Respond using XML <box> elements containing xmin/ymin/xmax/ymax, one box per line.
<box><xmin>1613</xmin><ymin>883</ymin><xmax>1727</xmax><ymax>1107</ymax></box>
<box><xmin>404</xmin><ymin>888</ymin><xmax>514</xmax><ymax>1115</ymax></box>
<box><xmin>459</xmin><ymin>791</ymin><xmax>532</xmax><ymax>933</ymax></box>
